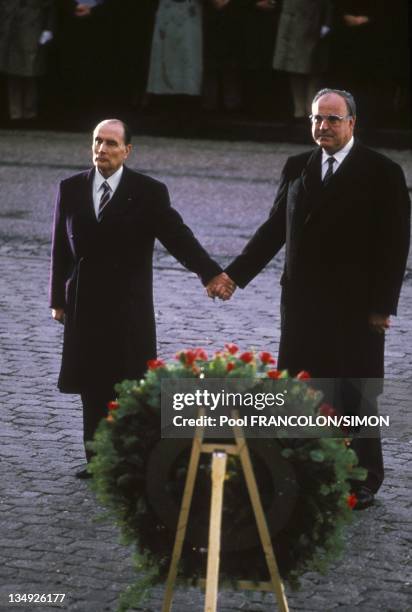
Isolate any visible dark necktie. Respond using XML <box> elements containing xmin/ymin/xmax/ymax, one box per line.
<box><xmin>323</xmin><ymin>157</ymin><xmax>336</xmax><ymax>186</ymax></box>
<box><xmin>98</xmin><ymin>181</ymin><xmax>111</xmax><ymax>220</ymax></box>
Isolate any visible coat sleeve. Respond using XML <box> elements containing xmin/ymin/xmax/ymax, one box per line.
<box><xmin>369</xmin><ymin>161</ymin><xmax>411</xmax><ymax>315</ymax></box>
<box><xmin>224</xmin><ymin>160</ymin><xmax>290</xmax><ymax>288</ymax></box>
<box><xmin>49</xmin><ymin>182</ymin><xmax>72</xmax><ymax>309</ymax></box>
<box><xmin>153</xmin><ymin>183</ymin><xmax>222</xmax><ymax>285</ymax></box>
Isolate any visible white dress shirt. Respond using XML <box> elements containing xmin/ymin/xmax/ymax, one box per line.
<box><xmin>321</xmin><ymin>137</ymin><xmax>354</xmax><ymax>180</ymax></box>
<box><xmin>92</xmin><ymin>166</ymin><xmax>124</xmax><ymax>218</ymax></box>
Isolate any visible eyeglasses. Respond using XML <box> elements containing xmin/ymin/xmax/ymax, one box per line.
<box><xmin>309</xmin><ymin>114</ymin><xmax>351</xmax><ymax>125</ymax></box>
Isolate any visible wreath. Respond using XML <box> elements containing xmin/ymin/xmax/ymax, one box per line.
<box><xmin>90</xmin><ymin>345</ymin><xmax>366</xmax><ymax>612</ymax></box>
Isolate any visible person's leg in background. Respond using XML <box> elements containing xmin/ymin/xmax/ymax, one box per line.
<box><xmin>7</xmin><ymin>75</ymin><xmax>23</xmax><ymax>119</ymax></box>
<box><xmin>22</xmin><ymin>76</ymin><xmax>38</xmax><ymax>119</ymax></box>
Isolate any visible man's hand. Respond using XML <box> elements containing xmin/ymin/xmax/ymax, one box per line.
<box><xmin>52</xmin><ymin>308</ymin><xmax>65</xmax><ymax>324</ymax></box>
<box><xmin>206</xmin><ymin>273</ymin><xmax>236</xmax><ymax>301</ymax></box>
<box><xmin>211</xmin><ymin>0</ymin><xmax>231</xmax><ymax>10</ymax></box>
<box><xmin>343</xmin><ymin>14</ymin><xmax>370</xmax><ymax>27</ymax></box>
<box><xmin>368</xmin><ymin>313</ymin><xmax>390</xmax><ymax>334</ymax></box>
<box><xmin>256</xmin><ymin>0</ymin><xmax>277</xmax><ymax>11</ymax></box>
<box><xmin>75</xmin><ymin>4</ymin><xmax>92</xmax><ymax>17</ymax></box>
<box><xmin>38</xmin><ymin>30</ymin><xmax>53</xmax><ymax>45</ymax></box>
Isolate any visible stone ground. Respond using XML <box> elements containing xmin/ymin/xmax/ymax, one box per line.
<box><xmin>0</xmin><ymin>131</ymin><xmax>411</xmax><ymax>612</ymax></box>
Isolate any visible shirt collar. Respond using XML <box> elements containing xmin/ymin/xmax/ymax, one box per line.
<box><xmin>322</xmin><ymin>136</ymin><xmax>354</xmax><ymax>165</ymax></box>
<box><xmin>94</xmin><ymin>165</ymin><xmax>124</xmax><ymax>192</ymax></box>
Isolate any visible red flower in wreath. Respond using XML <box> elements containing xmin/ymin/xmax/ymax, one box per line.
<box><xmin>225</xmin><ymin>343</ymin><xmax>239</xmax><ymax>355</ymax></box>
<box><xmin>107</xmin><ymin>400</ymin><xmax>119</xmax><ymax>411</ymax></box>
<box><xmin>267</xmin><ymin>369</ymin><xmax>281</xmax><ymax>379</ymax></box>
<box><xmin>176</xmin><ymin>350</ymin><xmax>194</xmax><ymax>366</ymax></box>
<box><xmin>318</xmin><ymin>403</ymin><xmax>337</xmax><ymax>418</ymax></box>
<box><xmin>226</xmin><ymin>362</ymin><xmax>235</xmax><ymax>372</ymax></box>
<box><xmin>347</xmin><ymin>493</ymin><xmax>358</xmax><ymax>509</ymax></box>
<box><xmin>194</xmin><ymin>348</ymin><xmax>208</xmax><ymax>361</ymax></box>
<box><xmin>187</xmin><ymin>350</ymin><xmax>197</xmax><ymax>366</ymax></box>
<box><xmin>147</xmin><ymin>359</ymin><xmax>165</xmax><ymax>370</ymax></box>
<box><xmin>176</xmin><ymin>348</ymin><xmax>208</xmax><ymax>367</ymax></box>
<box><xmin>259</xmin><ymin>351</ymin><xmax>276</xmax><ymax>365</ymax></box>
<box><xmin>297</xmin><ymin>370</ymin><xmax>311</xmax><ymax>380</ymax></box>
<box><xmin>239</xmin><ymin>351</ymin><xmax>254</xmax><ymax>364</ymax></box>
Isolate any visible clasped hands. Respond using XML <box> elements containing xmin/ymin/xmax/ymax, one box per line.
<box><xmin>368</xmin><ymin>313</ymin><xmax>390</xmax><ymax>334</ymax></box>
<box><xmin>206</xmin><ymin>272</ymin><xmax>236</xmax><ymax>301</ymax></box>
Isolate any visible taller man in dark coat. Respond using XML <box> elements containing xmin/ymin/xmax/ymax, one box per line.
<box><xmin>49</xmin><ymin>119</ymin><xmax>228</xmax><ymax>478</ymax></box>
<box><xmin>209</xmin><ymin>89</ymin><xmax>410</xmax><ymax>509</ymax></box>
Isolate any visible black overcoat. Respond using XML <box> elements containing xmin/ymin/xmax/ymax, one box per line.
<box><xmin>226</xmin><ymin>142</ymin><xmax>410</xmax><ymax>380</ymax></box>
<box><xmin>49</xmin><ymin>166</ymin><xmax>221</xmax><ymax>393</ymax></box>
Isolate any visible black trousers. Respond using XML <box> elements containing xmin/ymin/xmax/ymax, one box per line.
<box><xmin>329</xmin><ymin>379</ymin><xmax>384</xmax><ymax>493</ymax></box>
<box><xmin>350</xmin><ymin>434</ymin><xmax>384</xmax><ymax>494</ymax></box>
<box><xmin>80</xmin><ymin>387</ymin><xmax>115</xmax><ymax>462</ymax></box>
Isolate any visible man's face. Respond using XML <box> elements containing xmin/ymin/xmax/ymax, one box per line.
<box><xmin>311</xmin><ymin>93</ymin><xmax>355</xmax><ymax>154</ymax></box>
<box><xmin>92</xmin><ymin>121</ymin><xmax>131</xmax><ymax>178</ymax></box>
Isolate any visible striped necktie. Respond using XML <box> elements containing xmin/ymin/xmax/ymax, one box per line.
<box><xmin>323</xmin><ymin>157</ymin><xmax>336</xmax><ymax>186</ymax></box>
<box><xmin>98</xmin><ymin>181</ymin><xmax>111</xmax><ymax>220</ymax></box>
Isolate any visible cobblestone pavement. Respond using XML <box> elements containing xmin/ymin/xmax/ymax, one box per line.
<box><xmin>0</xmin><ymin>131</ymin><xmax>411</xmax><ymax>612</ymax></box>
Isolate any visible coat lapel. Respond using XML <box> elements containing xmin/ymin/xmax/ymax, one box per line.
<box><xmin>86</xmin><ymin>168</ymin><xmax>96</xmax><ymax>221</ymax></box>
<box><xmin>72</xmin><ymin>168</ymin><xmax>96</xmax><ymax>223</ymax></box>
<box><xmin>295</xmin><ymin>148</ymin><xmax>322</xmax><ymax>229</ymax></box>
<box><xmin>301</xmin><ymin>147</ymin><xmax>322</xmax><ymax>196</ymax></box>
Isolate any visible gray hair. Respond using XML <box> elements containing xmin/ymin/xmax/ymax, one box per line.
<box><xmin>312</xmin><ymin>88</ymin><xmax>357</xmax><ymax>117</ymax></box>
<box><xmin>94</xmin><ymin>118</ymin><xmax>132</xmax><ymax>145</ymax></box>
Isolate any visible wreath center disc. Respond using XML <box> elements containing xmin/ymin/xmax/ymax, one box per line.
<box><xmin>146</xmin><ymin>438</ymin><xmax>298</xmax><ymax>552</ymax></box>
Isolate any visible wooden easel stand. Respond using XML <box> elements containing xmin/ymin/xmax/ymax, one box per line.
<box><xmin>161</xmin><ymin>411</ymin><xmax>289</xmax><ymax>612</ymax></box>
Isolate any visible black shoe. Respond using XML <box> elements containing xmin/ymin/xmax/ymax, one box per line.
<box><xmin>75</xmin><ymin>467</ymin><xmax>92</xmax><ymax>479</ymax></box>
<box><xmin>352</xmin><ymin>485</ymin><xmax>375</xmax><ymax>510</ymax></box>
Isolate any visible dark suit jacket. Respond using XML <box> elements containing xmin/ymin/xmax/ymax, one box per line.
<box><xmin>49</xmin><ymin>165</ymin><xmax>221</xmax><ymax>393</ymax></box>
<box><xmin>226</xmin><ymin>141</ymin><xmax>410</xmax><ymax>380</ymax></box>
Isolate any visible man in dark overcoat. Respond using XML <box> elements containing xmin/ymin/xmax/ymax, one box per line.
<box><xmin>210</xmin><ymin>89</ymin><xmax>410</xmax><ymax>509</ymax></box>
<box><xmin>49</xmin><ymin>119</ymin><xmax>228</xmax><ymax>478</ymax></box>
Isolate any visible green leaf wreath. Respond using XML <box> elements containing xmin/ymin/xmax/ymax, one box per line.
<box><xmin>89</xmin><ymin>345</ymin><xmax>366</xmax><ymax>611</ymax></box>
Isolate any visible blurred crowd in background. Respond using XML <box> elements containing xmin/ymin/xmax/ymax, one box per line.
<box><xmin>0</xmin><ymin>0</ymin><xmax>410</xmax><ymax>131</ymax></box>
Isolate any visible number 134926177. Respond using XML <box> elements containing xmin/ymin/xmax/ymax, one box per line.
<box><xmin>9</xmin><ymin>593</ymin><xmax>66</xmax><ymax>604</ymax></box>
